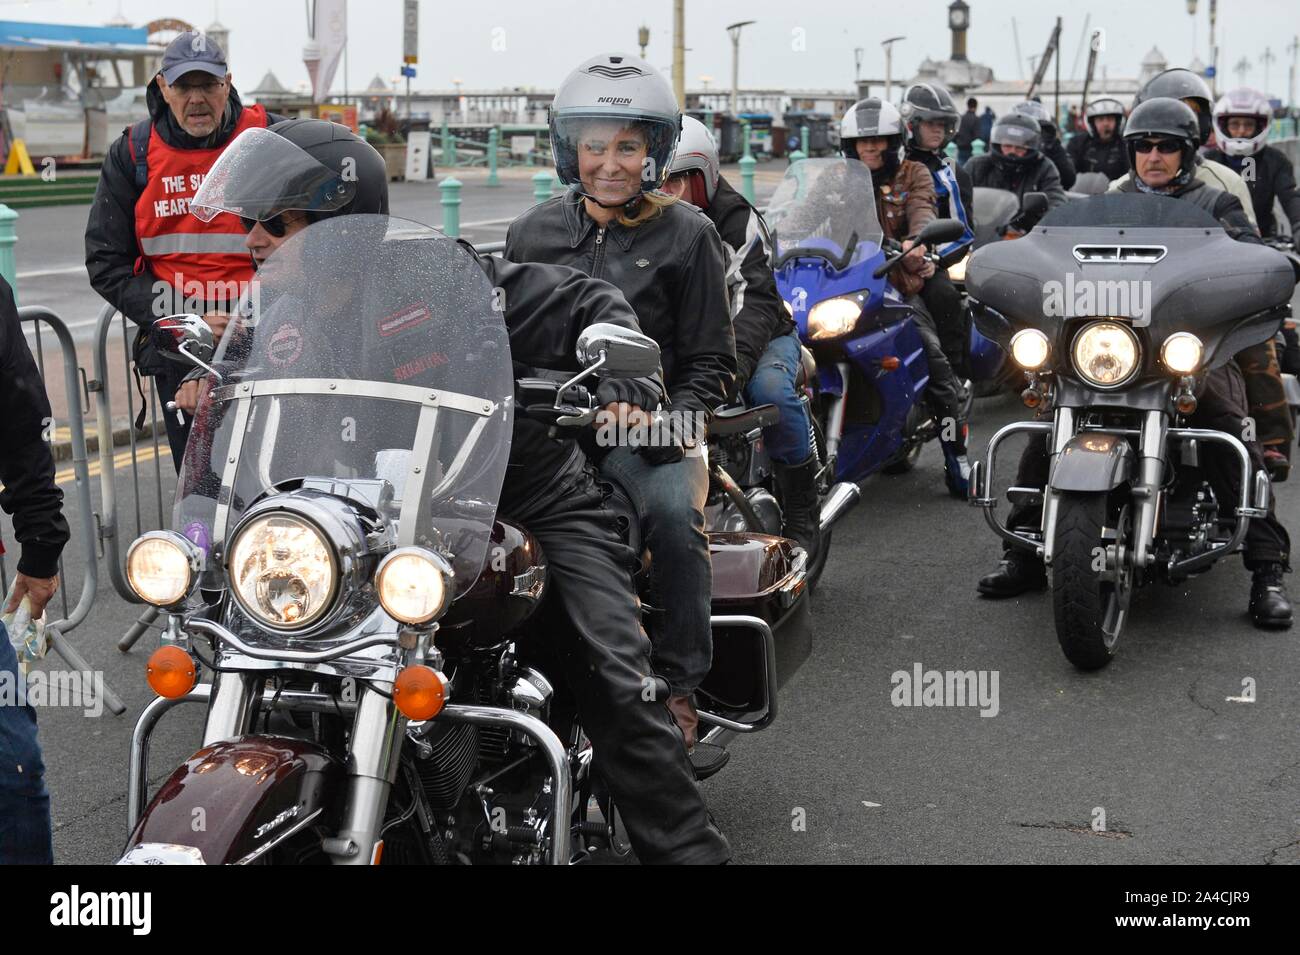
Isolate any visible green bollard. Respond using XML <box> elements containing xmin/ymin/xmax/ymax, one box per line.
<box><xmin>441</xmin><ymin>118</ymin><xmax>453</xmax><ymax>167</ymax></box>
<box><xmin>439</xmin><ymin>176</ymin><xmax>462</xmax><ymax>237</ymax></box>
<box><xmin>739</xmin><ymin>121</ymin><xmax>756</xmax><ymax>204</ymax></box>
<box><xmin>486</xmin><ymin>127</ymin><xmax>501</xmax><ymax>187</ymax></box>
<box><xmin>533</xmin><ymin>171</ymin><xmax>554</xmax><ymax>204</ymax></box>
<box><xmin>800</xmin><ymin>125</ymin><xmax>810</xmax><ymax>157</ymax></box>
<box><xmin>945</xmin><ymin>141</ymin><xmax>958</xmax><ymax>160</ymax></box>
<box><xmin>0</xmin><ymin>204</ymin><xmax>18</xmax><ymax>301</ymax></box>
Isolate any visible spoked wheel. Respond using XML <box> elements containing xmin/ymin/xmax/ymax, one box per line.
<box><xmin>1050</xmin><ymin>493</ymin><xmax>1134</xmax><ymax>670</ymax></box>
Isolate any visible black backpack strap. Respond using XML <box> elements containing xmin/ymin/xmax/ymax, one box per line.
<box><xmin>127</xmin><ymin>119</ymin><xmax>151</xmax><ymax>190</ymax></box>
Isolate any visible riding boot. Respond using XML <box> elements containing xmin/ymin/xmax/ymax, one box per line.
<box><xmin>939</xmin><ymin>418</ymin><xmax>972</xmax><ymax>499</ymax></box>
<box><xmin>775</xmin><ymin>452</ymin><xmax>822</xmax><ymax>564</ymax></box>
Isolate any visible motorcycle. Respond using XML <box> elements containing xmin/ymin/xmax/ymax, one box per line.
<box><xmin>766</xmin><ymin>157</ymin><xmax>967</xmax><ymax>488</ymax></box>
<box><xmin>967</xmin><ymin>192</ymin><xmax>1300</xmax><ymax>669</ymax></box>
<box><xmin>116</xmin><ymin>217</ymin><xmax>812</xmax><ymax>864</ymax></box>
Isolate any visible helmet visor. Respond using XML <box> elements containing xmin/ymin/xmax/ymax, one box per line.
<box><xmin>191</xmin><ymin>127</ymin><xmax>355</xmax><ymax>223</ymax></box>
<box><xmin>551</xmin><ymin>112</ymin><xmax>679</xmax><ymax>198</ymax></box>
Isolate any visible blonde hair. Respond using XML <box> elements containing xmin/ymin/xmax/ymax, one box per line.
<box><xmin>618</xmin><ymin>190</ymin><xmax>678</xmax><ymax>228</ymax></box>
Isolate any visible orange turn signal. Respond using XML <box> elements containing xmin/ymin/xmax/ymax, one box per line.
<box><xmin>1022</xmin><ymin>387</ymin><xmax>1042</xmax><ymax>409</ymax></box>
<box><xmin>1174</xmin><ymin>393</ymin><xmax>1198</xmax><ymax>415</ymax></box>
<box><xmin>879</xmin><ymin>356</ymin><xmax>900</xmax><ymax>371</ymax></box>
<box><xmin>393</xmin><ymin>665</ymin><xmax>449</xmax><ymax>721</ymax></box>
<box><xmin>146</xmin><ymin>645</ymin><xmax>197</xmax><ymax>699</ymax></box>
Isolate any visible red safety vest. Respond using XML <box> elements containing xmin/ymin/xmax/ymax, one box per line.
<box><xmin>133</xmin><ymin>104</ymin><xmax>269</xmax><ymax>293</ymax></box>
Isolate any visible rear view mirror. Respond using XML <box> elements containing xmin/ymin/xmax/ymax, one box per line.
<box><xmin>1021</xmin><ymin>192</ymin><xmax>1050</xmax><ymax>225</ymax></box>
<box><xmin>575</xmin><ymin>322</ymin><xmax>662</xmax><ymax>378</ymax></box>
<box><xmin>916</xmin><ymin>218</ymin><xmax>966</xmax><ymax>247</ymax></box>
<box><xmin>152</xmin><ymin>314</ymin><xmax>215</xmax><ymax>368</ymax></box>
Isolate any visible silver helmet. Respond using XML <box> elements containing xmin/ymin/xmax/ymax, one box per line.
<box><xmin>667</xmin><ymin>115</ymin><xmax>721</xmax><ymax>205</ymax></box>
<box><xmin>1084</xmin><ymin>97</ymin><xmax>1126</xmax><ymax>138</ymax></box>
<box><xmin>549</xmin><ymin>53</ymin><xmax>682</xmax><ymax>206</ymax></box>
<box><xmin>839</xmin><ymin>97</ymin><xmax>905</xmax><ymax>173</ymax></box>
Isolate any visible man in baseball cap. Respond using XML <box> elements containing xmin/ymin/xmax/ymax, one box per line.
<box><xmin>86</xmin><ymin>31</ymin><xmax>284</xmax><ymax>470</ymax></box>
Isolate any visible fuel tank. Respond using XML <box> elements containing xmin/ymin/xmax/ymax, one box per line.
<box><xmin>438</xmin><ymin>519</ymin><xmax>547</xmax><ymax>652</ymax></box>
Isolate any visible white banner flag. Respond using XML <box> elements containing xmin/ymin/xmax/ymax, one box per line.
<box><xmin>305</xmin><ymin>0</ymin><xmax>348</xmax><ymax>104</ymax></box>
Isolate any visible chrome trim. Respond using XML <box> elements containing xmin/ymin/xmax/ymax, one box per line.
<box><xmin>697</xmin><ymin>614</ymin><xmax>778</xmax><ymax>733</ymax></box>
<box><xmin>375</xmin><ymin>547</ymin><xmax>454</xmax><ymax>624</ymax></box>
<box><xmin>970</xmin><ymin>419</ymin><xmax>1055</xmax><ymax>552</ymax></box>
<box><xmin>435</xmin><ymin>705</ymin><xmax>571</xmax><ymax>865</ymax></box>
<box><xmin>211</xmin><ymin>378</ymin><xmax>497</xmax><ymax>417</ymax></box>
<box><xmin>1041</xmin><ymin>406</ymin><xmax>1077</xmax><ymax>565</ymax></box>
<box><xmin>1071</xmin><ymin>244</ymin><xmax>1167</xmax><ymax>264</ymax></box>
<box><xmin>233</xmin><ymin>808</ymin><xmax>324</xmax><ymax>865</ymax></box>
<box><xmin>124</xmin><ymin>531</ymin><xmax>205</xmax><ymax>609</ymax></box>
<box><xmin>1070</xmin><ymin>321</ymin><xmax>1143</xmax><ymax>392</ymax></box>
<box><xmin>187</xmin><ymin>617</ymin><xmax>397</xmax><ymax>663</ymax></box>
<box><xmin>511</xmin><ymin>565</ymin><xmax>546</xmax><ymax>599</ymax></box>
<box><xmin>397</xmin><ymin>403</ymin><xmax>440</xmax><ymax>545</ymax></box>
<box><xmin>327</xmin><ymin>682</ymin><xmax>402</xmax><ymax>866</ymax></box>
<box><xmin>1131</xmin><ymin>410</ymin><xmax>1168</xmax><ymax>569</ymax></box>
<box><xmin>1165</xmin><ymin>427</ymin><xmax>1259</xmax><ymax>576</ymax></box>
<box><xmin>212</xmin><ymin>395</ymin><xmax>254</xmax><ymax>544</ymax></box>
<box><xmin>819</xmin><ymin>481</ymin><xmax>861</xmax><ymax>532</ymax></box>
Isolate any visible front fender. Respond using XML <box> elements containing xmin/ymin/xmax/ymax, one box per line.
<box><xmin>1050</xmin><ymin>432</ymin><xmax>1136</xmax><ymax>493</ymax></box>
<box><xmin>120</xmin><ymin>736</ymin><xmax>344</xmax><ymax>865</ymax></box>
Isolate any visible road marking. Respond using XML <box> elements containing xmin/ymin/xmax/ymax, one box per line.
<box><xmin>17</xmin><ymin>265</ymin><xmax>88</xmax><ymax>279</ymax></box>
<box><xmin>55</xmin><ymin>443</ymin><xmax>161</xmax><ymax>486</ymax></box>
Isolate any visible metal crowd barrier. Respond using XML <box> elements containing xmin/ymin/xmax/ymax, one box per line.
<box><xmin>1</xmin><ymin>307</ymin><xmax>125</xmax><ymax>715</ymax></box>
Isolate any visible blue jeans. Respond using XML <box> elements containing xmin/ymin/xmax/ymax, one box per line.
<box><xmin>599</xmin><ymin>446</ymin><xmax>712</xmax><ymax>696</ymax></box>
<box><xmin>957</xmin><ymin>147</ymin><xmax>973</xmax><ymax>167</ymax></box>
<box><xmin>744</xmin><ymin>331</ymin><xmax>813</xmax><ymax>464</ymax></box>
<box><xmin>0</xmin><ymin>620</ymin><xmax>53</xmax><ymax>864</ymax></box>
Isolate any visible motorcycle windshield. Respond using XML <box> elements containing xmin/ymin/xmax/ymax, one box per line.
<box><xmin>175</xmin><ymin>215</ymin><xmax>513</xmax><ymax>598</ymax></box>
<box><xmin>767</xmin><ymin>157</ymin><xmax>884</xmax><ymax>270</ymax></box>
<box><xmin>972</xmin><ymin>187</ymin><xmax>1020</xmax><ymax>231</ymax></box>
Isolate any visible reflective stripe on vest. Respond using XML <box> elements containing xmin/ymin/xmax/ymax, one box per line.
<box><xmin>134</xmin><ymin>103</ymin><xmax>269</xmax><ymax>291</ymax></box>
<box><xmin>933</xmin><ymin>160</ymin><xmax>975</xmax><ymax>258</ymax></box>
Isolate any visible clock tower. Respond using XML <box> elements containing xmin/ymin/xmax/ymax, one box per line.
<box><xmin>949</xmin><ymin>1</ymin><xmax>970</xmax><ymax>63</ymax></box>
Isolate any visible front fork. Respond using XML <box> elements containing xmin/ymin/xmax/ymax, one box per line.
<box><xmin>204</xmin><ymin>669</ymin><xmax>403</xmax><ymax>866</ymax></box>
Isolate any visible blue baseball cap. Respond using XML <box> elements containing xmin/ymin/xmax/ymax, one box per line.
<box><xmin>159</xmin><ymin>31</ymin><xmax>228</xmax><ymax>84</ymax></box>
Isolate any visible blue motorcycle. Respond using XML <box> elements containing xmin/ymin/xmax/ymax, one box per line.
<box><xmin>766</xmin><ymin>157</ymin><xmax>970</xmax><ymax>491</ymax></box>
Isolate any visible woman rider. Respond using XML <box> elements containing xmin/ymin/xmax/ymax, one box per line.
<box><xmin>505</xmin><ymin>54</ymin><xmax>736</xmax><ymax>755</ymax></box>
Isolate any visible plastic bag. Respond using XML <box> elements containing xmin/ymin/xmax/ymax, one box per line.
<box><xmin>2</xmin><ymin>581</ymin><xmax>48</xmax><ymax>677</ymax></box>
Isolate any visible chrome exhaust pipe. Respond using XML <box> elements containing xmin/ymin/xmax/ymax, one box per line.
<box><xmin>819</xmin><ymin>482</ymin><xmax>861</xmax><ymax>532</ymax></box>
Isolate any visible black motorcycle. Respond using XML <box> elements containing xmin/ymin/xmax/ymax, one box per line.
<box><xmin>968</xmin><ymin>193</ymin><xmax>1299</xmax><ymax>669</ymax></box>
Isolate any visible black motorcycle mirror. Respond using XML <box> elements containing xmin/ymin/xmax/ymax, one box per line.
<box><xmin>1020</xmin><ymin>192</ymin><xmax>1050</xmax><ymax>226</ymax></box>
<box><xmin>151</xmin><ymin>314</ymin><xmax>222</xmax><ymax>380</ymax></box>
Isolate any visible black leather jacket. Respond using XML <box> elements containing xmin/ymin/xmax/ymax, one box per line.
<box><xmin>1067</xmin><ymin>132</ymin><xmax>1128</xmax><ymax>181</ymax></box>
<box><xmin>505</xmin><ymin>192</ymin><xmax>736</xmax><ymax>423</ymax></box>
<box><xmin>1202</xmin><ymin>145</ymin><xmax>1300</xmax><ymax>239</ymax></box>
<box><xmin>965</xmin><ymin>152</ymin><xmax>1069</xmax><ymax>208</ymax></box>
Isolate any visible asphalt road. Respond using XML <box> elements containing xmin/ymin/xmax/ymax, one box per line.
<box><xmin>4</xmin><ymin>166</ymin><xmax>1298</xmax><ymax>865</ymax></box>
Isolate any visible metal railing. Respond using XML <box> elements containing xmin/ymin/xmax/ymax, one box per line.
<box><xmin>2</xmin><ymin>307</ymin><xmax>125</xmax><ymax>714</ymax></box>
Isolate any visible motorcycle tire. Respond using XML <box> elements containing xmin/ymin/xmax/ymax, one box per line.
<box><xmin>1050</xmin><ymin>491</ymin><xmax>1133</xmax><ymax>671</ymax></box>
<box><xmin>881</xmin><ymin>405</ymin><xmax>927</xmax><ymax>474</ymax></box>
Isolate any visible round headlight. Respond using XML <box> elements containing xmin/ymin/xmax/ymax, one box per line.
<box><xmin>376</xmin><ymin>548</ymin><xmax>452</xmax><ymax>625</ymax></box>
<box><xmin>807</xmin><ymin>295</ymin><xmax>864</xmax><ymax>340</ymax></box>
<box><xmin>1010</xmin><ymin>328</ymin><xmax>1051</xmax><ymax>370</ymax></box>
<box><xmin>126</xmin><ymin>532</ymin><xmax>198</xmax><ymax>607</ymax></box>
<box><xmin>229</xmin><ymin>513</ymin><xmax>337</xmax><ymax>630</ymax></box>
<box><xmin>1160</xmin><ymin>332</ymin><xmax>1203</xmax><ymax>374</ymax></box>
<box><xmin>1072</xmin><ymin>321</ymin><xmax>1140</xmax><ymax>388</ymax></box>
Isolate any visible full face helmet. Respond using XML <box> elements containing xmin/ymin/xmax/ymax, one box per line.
<box><xmin>1212</xmin><ymin>87</ymin><xmax>1272</xmax><ymax>157</ymax></box>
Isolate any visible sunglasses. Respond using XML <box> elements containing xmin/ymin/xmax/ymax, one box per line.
<box><xmin>1133</xmin><ymin>139</ymin><xmax>1183</xmax><ymax>155</ymax></box>
<box><xmin>239</xmin><ymin>214</ymin><xmax>289</xmax><ymax>237</ymax></box>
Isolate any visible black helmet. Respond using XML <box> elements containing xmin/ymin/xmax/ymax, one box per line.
<box><xmin>900</xmin><ymin>82</ymin><xmax>959</xmax><ymax>151</ymax></box>
<box><xmin>191</xmin><ymin>119</ymin><xmax>389</xmax><ymax>226</ymax></box>
<box><xmin>1122</xmin><ymin>97</ymin><xmax>1200</xmax><ymax>187</ymax></box>
<box><xmin>1133</xmin><ymin>68</ymin><xmax>1213</xmax><ymax>144</ymax></box>
<box><xmin>989</xmin><ymin>113</ymin><xmax>1042</xmax><ymax>166</ymax></box>
<box><xmin>1011</xmin><ymin>99</ymin><xmax>1058</xmax><ymax>141</ymax></box>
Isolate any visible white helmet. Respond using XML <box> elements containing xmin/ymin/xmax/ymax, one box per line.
<box><xmin>1085</xmin><ymin>97</ymin><xmax>1125</xmax><ymax>138</ymax></box>
<box><xmin>1212</xmin><ymin>87</ymin><xmax>1272</xmax><ymax>157</ymax></box>
<box><xmin>667</xmin><ymin>115</ymin><xmax>721</xmax><ymax>205</ymax></box>
<box><xmin>839</xmin><ymin>97</ymin><xmax>905</xmax><ymax>176</ymax></box>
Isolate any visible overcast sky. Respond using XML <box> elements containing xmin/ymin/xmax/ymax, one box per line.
<box><xmin>9</xmin><ymin>0</ymin><xmax>1300</xmax><ymax>97</ymax></box>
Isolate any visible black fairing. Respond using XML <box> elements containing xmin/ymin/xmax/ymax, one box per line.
<box><xmin>966</xmin><ymin>193</ymin><xmax>1296</xmax><ymax>375</ymax></box>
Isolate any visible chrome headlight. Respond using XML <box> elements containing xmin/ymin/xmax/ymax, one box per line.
<box><xmin>1009</xmin><ymin>328</ymin><xmax>1051</xmax><ymax>370</ymax></box>
<box><xmin>375</xmin><ymin>548</ymin><xmax>453</xmax><ymax>625</ymax></box>
<box><xmin>1072</xmin><ymin>321</ymin><xmax>1141</xmax><ymax>388</ymax></box>
<box><xmin>1160</xmin><ymin>332</ymin><xmax>1203</xmax><ymax>374</ymax></box>
<box><xmin>228</xmin><ymin>513</ymin><xmax>337</xmax><ymax>630</ymax></box>
<box><xmin>807</xmin><ymin>294</ymin><xmax>865</xmax><ymax>340</ymax></box>
<box><xmin>126</xmin><ymin>531</ymin><xmax>203</xmax><ymax>607</ymax></box>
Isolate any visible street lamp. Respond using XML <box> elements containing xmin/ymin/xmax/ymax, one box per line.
<box><xmin>881</xmin><ymin>36</ymin><xmax>905</xmax><ymax>100</ymax></box>
<box><xmin>727</xmin><ymin>20</ymin><xmax>755</xmax><ymax>116</ymax></box>
<box><xmin>854</xmin><ymin>47</ymin><xmax>864</xmax><ymax>85</ymax></box>
<box><xmin>638</xmin><ymin>25</ymin><xmax>649</xmax><ymax>59</ymax></box>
